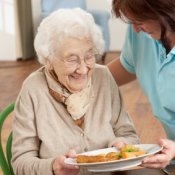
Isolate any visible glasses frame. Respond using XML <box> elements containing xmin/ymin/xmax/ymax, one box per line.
<box><xmin>59</xmin><ymin>49</ymin><xmax>100</xmax><ymax>69</ymax></box>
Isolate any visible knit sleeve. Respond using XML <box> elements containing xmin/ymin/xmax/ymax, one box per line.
<box><xmin>12</xmin><ymin>82</ymin><xmax>55</xmax><ymax>175</ymax></box>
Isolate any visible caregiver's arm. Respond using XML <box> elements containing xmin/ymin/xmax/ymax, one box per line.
<box><xmin>107</xmin><ymin>58</ymin><xmax>136</xmax><ymax>86</ymax></box>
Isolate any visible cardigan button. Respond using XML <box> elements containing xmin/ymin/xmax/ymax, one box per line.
<box><xmin>84</xmin><ymin>148</ymin><xmax>88</xmax><ymax>152</ymax></box>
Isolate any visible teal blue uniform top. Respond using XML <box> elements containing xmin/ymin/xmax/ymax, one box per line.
<box><xmin>120</xmin><ymin>25</ymin><xmax>175</xmax><ymax>141</ymax></box>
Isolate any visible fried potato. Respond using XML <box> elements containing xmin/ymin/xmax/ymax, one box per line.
<box><xmin>76</xmin><ymin>154</ymin><xmax>106</xmax><ymax>163</ymax></box>
<box><xmin>121</xmin><ymin>145</ymin><xmax>146</xmax><ymax>159</ymax></box>
<box><xmin>76</xmin><ymin>145</ymin><xmax>146</xmax><ymax>163</ymax></box>
<box><xmin>121</xmin><ymin>151</ymin><xmax>145</xmax><ymax>158</ymax></box>
<box><xmin>105</xmin><ymin>152</ymin><xmax>120</xmax><ymax>161</ymax></box>
<box><xmin>121</xmin><ymin>144</ymin><xmax>140</xmax><ymax>152</ymax></box>
<box><xmin>76</xmin><ymin>152</ymin><xmax>119</xmax><ymax>163</ymax></box>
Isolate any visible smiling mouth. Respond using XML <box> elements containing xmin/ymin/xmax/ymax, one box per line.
<box><xmin>71</xmin><ymin>75</ymin><xmax>86</xmax><ymax>80</ymax></box>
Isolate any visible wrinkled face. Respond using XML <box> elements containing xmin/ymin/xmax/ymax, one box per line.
<box><xmin>50</xmin><ymin>37</ymin><xmax>95</xmax><ymax>93</ymax></box>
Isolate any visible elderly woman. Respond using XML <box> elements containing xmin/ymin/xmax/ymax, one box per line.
<box><xmin>12</xmin><ymin>8</ymin><xmax>139</xmax><ymax>175</ymax></box>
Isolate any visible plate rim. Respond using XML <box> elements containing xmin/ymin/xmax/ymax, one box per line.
<box><xmin>88</xmin><ymin>161</ymin><xmax>142</xmax><ymax>172</ymax></box>
<box><xmin>64</xmin><ymin>144</ymin><xmax>163</xmax><ymax>166</ymax></box>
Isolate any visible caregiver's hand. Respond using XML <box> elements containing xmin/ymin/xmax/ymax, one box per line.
<box><xmin>52</xmin><ymin>149</ymin><xmax>80</xmax><ymax>175</ymax></box>
<box><xmin>142</xmin><ymin>139</ymin><xmax>175</xmax><ymax>168</ymax></box>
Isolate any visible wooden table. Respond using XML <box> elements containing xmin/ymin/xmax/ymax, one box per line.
<box><xmin>88</xmin><ymin>165</ymin><xmax>175</xmax><ymax>175</ymax></box>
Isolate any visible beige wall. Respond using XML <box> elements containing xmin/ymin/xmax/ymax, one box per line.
<box><xmin>31</xmin><ymin>0</ymin><xmax>42</xmax><ymax>35</ymax></box>
<box><xmin>86</xmin><ymin>0</ymin><xmax>127</xmax><ymax>51</ymax></box>
<box><xmin>0</xmin><ymin>0</ymin><xmax>127</xmax><ymax>60</ymax></box>
<box><xmin>0</xmin><ymin>0</ymin><xmax>16</xmax><ymax>60</ymax></box>
<box><xmin>31</xmin><ymin>0</ymin><xmax>127</xmax><ymax>51</ymax></box>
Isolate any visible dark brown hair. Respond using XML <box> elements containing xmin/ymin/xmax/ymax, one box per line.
<box><xmin>112</xmin><ymin>0</ymin><xmax>175</xmax><ymax>52</ymax></box>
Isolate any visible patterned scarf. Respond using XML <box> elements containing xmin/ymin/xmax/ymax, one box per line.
<box><xmin>44</xmin><ymin>67</ymin><xmax>94</xmax><ymax>123</ymax></box>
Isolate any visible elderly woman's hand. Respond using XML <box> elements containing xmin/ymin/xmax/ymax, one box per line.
<box><xmin>52</xmin><ymin>149</ymin><xmax>80</xmax><ymax>175</ymax></box>
<box><xmin>112</xmin><ymin>141</ymin><xmax>127</xmax><ymax>149</ymax></box>
<box><xmin>141</xmin><ymin>139</ymin><xmax>175</xmax><ymax>168</ymax></box>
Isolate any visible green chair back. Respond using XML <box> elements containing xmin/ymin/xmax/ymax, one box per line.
<box><xmin>0</xmin><ymin>103</ymin><xmax>15</xmax><ymax>175</ymax></box>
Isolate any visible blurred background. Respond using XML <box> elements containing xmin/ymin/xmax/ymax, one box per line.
<box><xmin>0</xmin><ymin>0</ymin><xmax>166</xmax><ymax>148</ymax></box>
<box><xmin>0</xmin><ymin>1</ymin><xmax>166</xmax><ymax>174</ymax></box>
<box><xmin>0</xmin><ymin>0</ymin><xmax>127</xmax><ymax>61</ymax></box>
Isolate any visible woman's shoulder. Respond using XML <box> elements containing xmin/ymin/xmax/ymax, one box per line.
<box><xmin>94</xmin><ymin>63</ymin><xmax>108</xmax><ymax>73</ymax></box>
<box><xmin>92</xmin><ymin>64</ymin><xmax>114</xmax><ymax>85</ymax></box>
<box><xmin>93</xmin><ymin>64</ymin><xmax>112</xmax><ymax>77</ymax></box>
<box><xmin>92</xmin><ymin>64</ymin><xmax>119</xmax><ymax>95</ymax></box>
<box><xmin>22</xmin><ymin>67</ymin><xmax>47</xmax><ymax>89</ymax></box>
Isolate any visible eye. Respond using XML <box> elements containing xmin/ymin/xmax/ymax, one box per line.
<box><xmin>129</xmin><ymin>19</ymin><xmax>144</xmax><ymax>26</ymax></box>
<box><xmin>86</xmin><ymin>54</ymin><xmax>93</xmax><ymax>59</ymax></box>
<box><xmin>66</xmin><ymin>55</ymin><xmax>78</xmax><ymax>63</ymax></box>
<box><xmin>86</xmin><ymin>50</ymin><xmax>94</xmax><ymax>59</ymax></box>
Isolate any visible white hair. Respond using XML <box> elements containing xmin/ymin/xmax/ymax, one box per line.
<box><xmin>34</xmin><ymin>8</ymin><xmax>105</xmax><ymax>65</ymax></box>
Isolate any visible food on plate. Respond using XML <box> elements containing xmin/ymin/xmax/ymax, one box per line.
<box><xmin>105</xmin><ymin>152</ymin><xmax>120</xmax><ymax>161</ymax></box>
<box><xmin>121</xmin><ymin>144</ymin><xmax>146</xmax><ymax>158</ymax></box>
<box><xmin>76</xmin><ymin>145</ymin><xmax>146</xmax><ymax>163</ymax></box>
<box><xmin>77</xmin><ymin>152</ymin><xmax>120</xmax><ymax>163</ymax></box>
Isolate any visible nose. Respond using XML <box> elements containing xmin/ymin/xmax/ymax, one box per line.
<box><xmin>76</xmin><ymin>60</ymin><xmax>88</xmax><ymax>74</ymax></box>
<box><xmin>132</xmin><ymin>23</ymin><xmax>142</xmax><ymax>32</ymax></box>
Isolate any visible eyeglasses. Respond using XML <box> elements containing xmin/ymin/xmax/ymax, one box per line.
<box><xmin>60</xmin><ymin>50</ymin><xmax>99</xmax><ymax>68</ymax></box>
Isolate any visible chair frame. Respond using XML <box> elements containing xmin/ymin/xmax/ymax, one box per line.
<box><xmin>0</xmin><ymin>103</ymin><xmax>15</xmax><ymax>175</ymax></box>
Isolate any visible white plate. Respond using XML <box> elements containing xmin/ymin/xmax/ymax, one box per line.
<box><xmin>64</xmin><ymin>144</ymin><xmax>163</xmax><ymax>172</ymax></box>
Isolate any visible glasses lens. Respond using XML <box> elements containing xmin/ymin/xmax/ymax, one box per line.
<box><xmin>85</xmin><ymin>54</ymin><xmax>95</xmax><ymax>65</ymax></box>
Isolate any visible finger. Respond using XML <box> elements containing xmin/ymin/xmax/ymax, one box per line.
<box><xmin>113</xmin><ymin>142</ymin><xmax>126</xmax><ymax>149</ymax></box>
<box><xmin>62</xmin><ymin>169</ymin><xmax>80</xmax><ymax>175</ymax></box>
<box><xmin>63</xmin><ymin>163</ymin><xmax>79</xmax><ymax>170</ymax></box>
<box><xmin>142</xmin><ymin>154</ymin><xmax>170</xmax><ymax>169</ymax></box>
<box><xmin>143</xmin><ymin>153</ymin><xmax>169</xmax><ymax>163</ymax></box>
<box><xmin>141</xmin><ymin>162</ymin><xmax>167</xmax><ymax>169</ymax></box>
<box><xmin>63</xmin><ymin>161</ymin><xmax>79</xmax><ymax>170</ymax></box>
<box><xmin>66</xmin><ymin>149</ymin><xmax>77</xmax><ymax>158</ymax></box>
<box><xmin>58</xmin><ymin>156</ymin><xmax>79</xmax><ymax>169</ymax></box>
<box><xmin>159</xmin><ymin>139</ymin><xmax>170</xmax><ymax>149</ymax></box>
<box><xmin>61</xmin><ymin>156</ymin><xmax>79</xmax><ymax>170</ymax></box>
